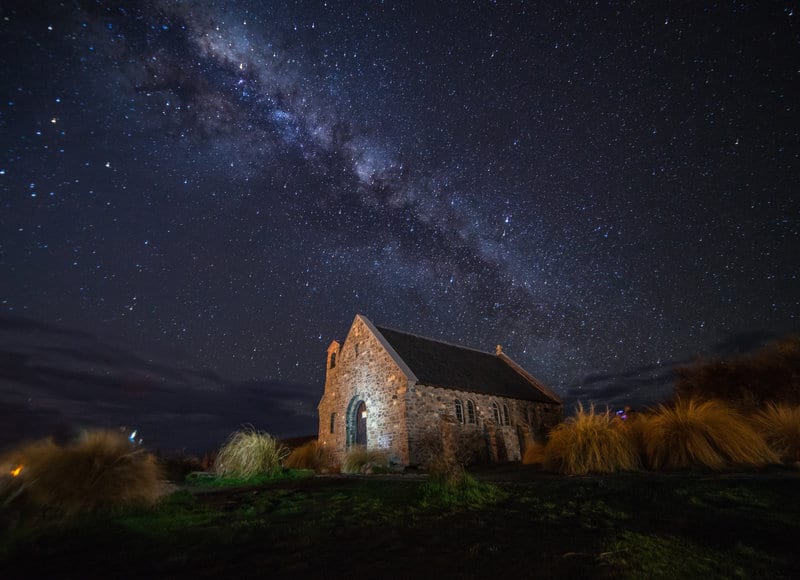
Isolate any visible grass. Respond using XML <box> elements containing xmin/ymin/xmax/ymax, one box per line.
<box><xmin>643</xmin><ymin>398</ymin><xmax>779</xmax><ymax>470</ymax></box>
<box><xmin>213</xmin><ymin>427</ymin><xmax>289</xmax><ymax>478</ymax></box>
<box><xmin>605</xmin><ymin>531</ymin><xmax>778</xmax><ymax>579</ymax></box>
<box><xmin>750</xmin><ymin>403</ymin><xmax>800</xmax><ymax>463</ymax></box>
<box><xmin>283</xmin><ymin>440</ymin><xmax>338</xmax><ymax>472</ymax></box>
<box><xmin>341</xmin><ymin>445</ymin><xmax>389</xmax><ymax>474</ymax></box>
<box><xmin>544</xmin><ymin>404</ymin><xmax>640</xmax><ymax>475</ymax></box>
<box><xmin>0</xmin><ymin>429</ymin><xmax>163</xmax><ymax>515</ymax></box>
<box><xmin>184</xmin><ymin>469</ymin><xmax>314</xmax><ymax>488</ymax></box>
<box><xmin>2</xmin><ymin>472</ymin><xmax>797</xmax><ymax>578</ymax></box>
<box><xmin>420</xmin><ymin>460</ymin><xmax>505</xmax><ymax>507</ymax></box>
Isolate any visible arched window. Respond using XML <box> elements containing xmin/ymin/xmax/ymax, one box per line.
<box><xmin>466</xmin><ymin>400</ymin><xmax>476</xmax><ymax>424</ymax></box>
<box><xmin>502</xmin><ymin>404</ymin><xmax>511</xmax><ymax>426</ymax></box>
<box><xmin>329</xmin><ymin>352</ymin><xmax>336</xmax><ymax>369</ymax></box>
<box><xmin>454</xmin><ymin>399</ymin><xmax>464</xmax><ymax>423</ymax></box>
<box><xmin>491</xmin><ymin>401</ymin><xmax>501</xmax><ymax>424</ymax></box>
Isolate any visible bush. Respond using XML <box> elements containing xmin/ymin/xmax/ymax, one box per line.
<box><xmin>750</xmin><ymin>403</ymin><xmax>800</xmax><ymax>463</ymax></box>
<box><xmin>341</xmin><ymin>446</ymin><xmax>389</xmax><ymax>474</ymax></box>
<box><xmin>643</xmin><ymin>399</ymin><xmax>778</xmax><ymax>470</ymax></box>
<box><xmin>521</xmin><ymin>440</ymin><xmax>546</xmax><ymax>465</ymax></box>
<box><xmin>0</xmin><ymin>430</ymin><xmax>164</xmax><ymax>515</ymax></box>
<box><xmin>674</xmin><ymin>335</ymin><xmax>800</xmax><ymax>407</ymax></box>
<box><xmin>213</xmin><ymin>428</ymin><xmax>288</xmax><ymax>478</ymax></box>
<box><xmin>421</xmin><ymin>460</ymin><xmax>504</xmax><ymax>507</ymax></box>
<box><xmin>544</xmin><ymin>404</ymin><xmax>640</xmax><ymax>475</ymax></box>
<box><xmin>283</xmin><ymin>440</ymin><xmax>337</xmax><ymax>473</ymax></box>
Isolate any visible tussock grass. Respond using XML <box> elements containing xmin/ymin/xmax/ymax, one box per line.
<box><xmin>643</xmin><ymin>399</ymin><xmax>778</xmax><ymax>470</ymax></box>
<box><xmin>544</xmin><ymin>404</ymin><xmax>640</xmax><ymax>475</ymax></box>
<box><xmin>283</xmin><ymin>440</ymin><xmax>338</xmax><ymax>473</ymax></box>
<box><xmin>213</xmin><ymin>428</ymin><xmax>288</xmax><ymax>478</ymax></box>
<box><xmin>341</xmin><ymin>446</ymin><xmax>389</xmax><ymax>474</ymax></box>
<box><xmin>750</xmin><ymin>403</ymin><xmax>800</xmax><ymax>463</ymax></box>
<box><xmin>521</xmin><ymin>441</ymin><xmax>547</xmax><ymax>465</ymax></box>
<box><xmin>1</xmin><ymin>430</ymin><xmax>163</xmax><ymax>514</ymax></box>
<box><xmin>619</xmin><ymin>413</ymin><xmax>651</xmax><ymax>464</ymax></box>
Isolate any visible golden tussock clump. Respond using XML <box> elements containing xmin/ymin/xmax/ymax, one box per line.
<box><xmin>283</xmin><ymin>440</ymin><xmax>338</xmax><ymax>473</ymax></box>
<box><xmin>521</xmin><ymin>440</ymin><xmax>547</xmax><ymax>465</ymax></box>
<box><xmin>750</xmin><ymin>403</ymin><xmax>800</xmax><ymax>464</ymax></box>
<box><xmin>341</xmin><ymin>446</ymin><xmax>389</xmax><ymax>474</ymax></box>
<box><xmin>214</xmin><ymin>427</ymin><xmax>289</xmax><ymax>477</ymax></box>
<box><xmin>544</xmin><ymin>404</ymin><xmax>640</xmax><ymax>475</ymax></box>
<box><xmin>643</xmin><ymin>398</ymin><xmax>778</xmax><ymax>470</ymax></box>
<box><xmin>1</xmin><ymin>430</ymin><xmax>164</xmax><ymax>514</ymax></box>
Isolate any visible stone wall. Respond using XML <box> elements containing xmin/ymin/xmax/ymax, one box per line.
<box><xmin>405</xmin><ymin>384</ymin><xmax>562</xmax><ymax>466</ymax></box>
<box><xmin>317</xmin><ymin>316</ymin><xmax>411</xmax><ymax>465</ymax></box>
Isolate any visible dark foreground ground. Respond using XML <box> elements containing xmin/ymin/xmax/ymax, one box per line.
<box><xmin>2</xmin><ymin>466</ymin><xmax>799</xmax><ymax>579</ymax></box>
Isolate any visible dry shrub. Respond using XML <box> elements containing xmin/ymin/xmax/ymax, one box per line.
<box><xmin>751</xmin><ymin>403</ymin><xmax>800</xmax><ymax>463</ymax></box>
<box><xmin>214</xmin><ymin>428</ymin><xmax>288</xmax><ymax>477</ymax></box>
<box><xmin>544</xmin><ymin>404</ymin><xmax>639</xmax><ymax>475</ymax></box>
<box><xmin>1</xmin><ymin>430</ymin><xmax>163</xmax><ymax>514</ymax></box>
<box><xmin>342</xmin><ymin>446</ymin><xmax>389</xmax><ymax>474</ymax></box>
<box><xmin>675</xmin><ymin>334</ymin><xmax>800</xmax><ymax>407</ymax></box>
<box><xmin>283</xmin><ymin>440</ymin><xmax>337</xmax><ymax>472</ymax></box>
<box><xmin>521</xmin><ymin>440</ymin><xmax>546</xmax><ymax>465</ymax></box>
<box><xmin>619</xmin><ymin>413</ymin><xmax>650</xmax><ymax>463</ymax></box>
<box><xmin>643</xmin><ymin>399</ymin><xmax>778</xmax><ymax>470</ymax></box>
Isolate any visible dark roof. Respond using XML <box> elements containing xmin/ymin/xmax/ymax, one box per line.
<box><xmin>374</xmin><ymin>326</ymin><xmax>559</xmax><ymax>404</ymax></box>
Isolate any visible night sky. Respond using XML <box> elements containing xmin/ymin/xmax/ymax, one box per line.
<box><xmin>1</xmin><ymin>1</ymin><xmax>798</xmax><ymax>453</ymax></box>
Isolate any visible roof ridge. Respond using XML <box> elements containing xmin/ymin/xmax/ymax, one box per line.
<box><xmin>374</xmin><ymin>324</ymin><xmax>496</xmax><ymax>357</ymax></box>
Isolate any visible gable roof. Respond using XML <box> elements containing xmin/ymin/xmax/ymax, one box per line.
<box><xmin>373</xmin><ymin>324</ymin><xmax>560</xmax><ymax>404</ymax></box>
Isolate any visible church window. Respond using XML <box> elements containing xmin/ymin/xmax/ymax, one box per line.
<box><xmin>454</xmin><ymin>399</ymin><xmax>464</xmax><ymax>423</ymax></box>
<box><xmin>466</xmin><ymin>400</ymin><xmax>476</xmax><ymax>424</ymax></box>
<box><xmin>502</xmin><ymin>404</ymin><xmax>511</xmax><ymax>426</ymax></box>
<box><xmin>330</xmin><ymin>412</ymin><xmax>336</xmax><ymax>434</ymax></box>
<box><xmin>330</xmin><ymin>352</ymin><xmax>336</xmax><ymax>369</ymax></box>
<box><xmin>492</xmin><ymin>401</ymin><xmax>501</xmax><ymax>424</ymax></box>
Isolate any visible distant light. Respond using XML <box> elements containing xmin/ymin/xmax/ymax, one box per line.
<box><xmin>129</xmin><ymin>429</ymin><xmax>137</xmax><ymax>442</ymax></box>
<box><xmin>11</xmin><ymin>465</ymin><xmax>23</xmax><ymax>477</ymax></box>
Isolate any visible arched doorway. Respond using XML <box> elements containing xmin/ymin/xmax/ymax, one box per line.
<box><xmin>355</xmin><ymin>401</ymin><xmax>367</xmax><ymax>446</ymax></box>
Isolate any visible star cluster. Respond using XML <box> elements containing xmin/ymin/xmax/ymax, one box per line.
<box><xmin>1</xmin><ymin>1</ymin><xmax>798</xmax><ymax>446</ymax></box>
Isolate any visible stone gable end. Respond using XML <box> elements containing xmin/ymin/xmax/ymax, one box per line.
<box><xmin>317</xmin><ymin>315</ymin><xmax>412</xmax><ymax>464</ymax></box>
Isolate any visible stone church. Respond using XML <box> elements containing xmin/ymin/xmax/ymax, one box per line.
<box><xmin>317</xmin><ymin>314</ymin><xmax>562</xmax><ymax>467</ymax></box>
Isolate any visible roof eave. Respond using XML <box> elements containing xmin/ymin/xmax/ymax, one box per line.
<box><xmin>497</xmin><ymin>352</ymin><xmax>562</xmax><ymax>404</ymax></box>
<box><xmin>355</xmin><ymin>314</ymin><xmax>419</xmax><ymax>384</ymax></box>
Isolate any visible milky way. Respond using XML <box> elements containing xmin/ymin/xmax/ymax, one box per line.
<box><xmin>1</xmin><ymin>1</ymin><xmax>798</xmax><ymax>449</ymax></box>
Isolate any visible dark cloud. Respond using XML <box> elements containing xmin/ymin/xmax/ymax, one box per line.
<box><xmin>0</xmin><ymin>315</ymin><xmax>318</xmax><ymax>453</ymax></box>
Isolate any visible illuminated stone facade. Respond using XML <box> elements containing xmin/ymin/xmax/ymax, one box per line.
<box><xmin>317</xmin><ymin>314</ymin><xmax>562</xmax><ymax>467</ymax></box>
